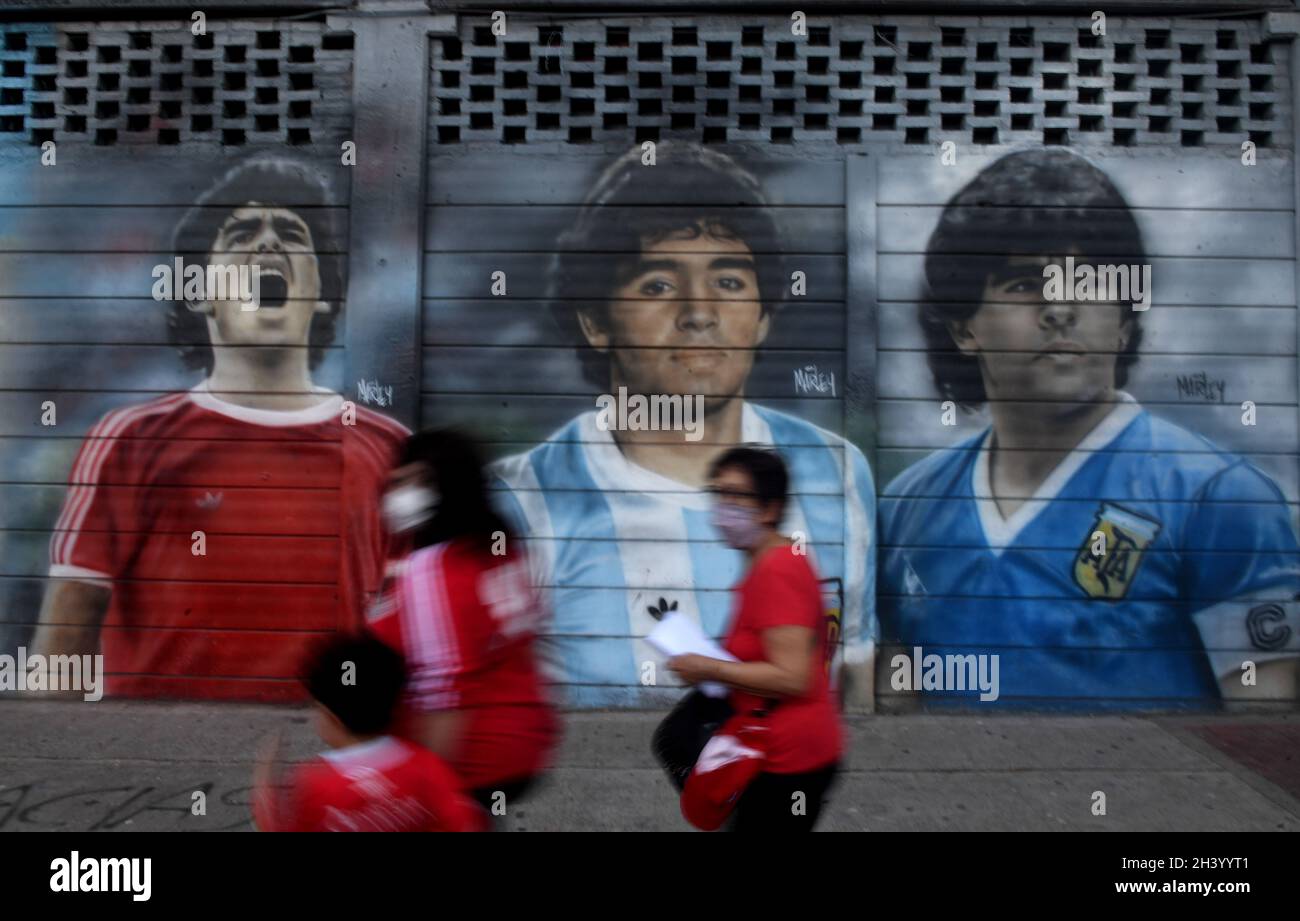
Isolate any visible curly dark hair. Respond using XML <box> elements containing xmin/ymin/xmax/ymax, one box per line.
<box><xmin>167</xmin><ymin>155</ymin><xmax>344</xmax><ymax>373</ymax></box>
<box><xmin>548</xmin><ymin>141</ymin><xmax>787</xmax><ymax>389</ymax></box>
<box><xmin>921</xmin><ymin>148</ymin><xmax>1147</xmax><ymax>411</ymax></box>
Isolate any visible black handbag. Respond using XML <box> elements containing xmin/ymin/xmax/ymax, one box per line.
<box><xmin>650</xmin><ymin>689</ymin><xmax>734</xmax><ymax>792</ymax></box>
<box><xmin>651</xmin><ymin>688</ymin><xmax>783</xmax><ymax>793</ymax></box>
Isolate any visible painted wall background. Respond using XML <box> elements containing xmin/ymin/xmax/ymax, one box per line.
<box><xmin>424</xmin><ymin>147</ymin><xmax>872</xmax><ymax>706</ymax></box>
<box><xmin>0</xmin><ymin>8</ymin><xmax>1296</xmax><ymax>708</ymax></box>
<box><xmin>875</xmin><ymin>150</ymin><xmax>1299</xmax><ymax>708</ymax></box>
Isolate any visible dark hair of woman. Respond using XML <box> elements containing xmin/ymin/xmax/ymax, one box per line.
<box><xmin>398</xmin><ymin>427</ymin><xmax>514</xmax><ymax>554</ymax></box>
<box><xmin>708</xmin><ymin>444</ymin><xmax>790</xmax><ymax>523</ymax></box>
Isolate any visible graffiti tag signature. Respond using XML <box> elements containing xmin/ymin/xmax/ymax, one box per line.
<box><xmin>794</xmin><ymin>364</ymin><xmax>836</xmax><ymax>397</ymax></box>
<box><xmin>356</xmin><ymin>379</ymin><xmax>395</xmax><ymax>407</ymax></box>
<box><xmin>1175</xmin><ymin>372</ymin><xmax>1226</xmax><ymax>403</ymax></box>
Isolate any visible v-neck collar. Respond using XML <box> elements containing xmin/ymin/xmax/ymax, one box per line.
<box><xmin>972</xmin><ymin>392</ymin><xmax>1141</xmax><ymax>555</ymax></box>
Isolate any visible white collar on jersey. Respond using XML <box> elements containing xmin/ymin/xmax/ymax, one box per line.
<box><xmin>972</xmin><ymin>391</ymin><xmax>1141</xmax><ymax>555</ymax></box>
<box><xmin>319</xmin><ymin>735</ymin><xmax>405</xmax><ymax>767</ymax></box>
<box><xmin>577</xmin><ymin>400</ymin><xmax>772</xmax><ymax>511</ymax></box>
<box><xmin>188</xmin><ymin>380</ymin><xmax>343</xmax><ymax>427</ymax></box>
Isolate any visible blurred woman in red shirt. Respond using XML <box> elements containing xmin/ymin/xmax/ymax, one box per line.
<box><xmin>668</xmin><ymin>446</ymin><xmax>843</xmax><ymax>831</ymax></box>
<box><xmin>368</xmin><ymin>429</ymin><xmax>560</xmax><ymax>817</ymax></box>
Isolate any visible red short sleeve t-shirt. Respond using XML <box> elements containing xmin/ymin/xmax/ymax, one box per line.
<box><xmin>723</xmin><ymin>545</ymin><xmax>843</xmax><ymax>774</ymax></box>
<box><xmin>368</xmin><ymin>540</ymin><xmax>560</xmax><ymax>790</ymax></box>
<box><xmin>48</xmin><ymin>388</ymin><xmax>408</xmax><ymax>701</ymax></box>
<box><xmin>253</xmin><ymin>736</ymin><xmax>486</xmax><ymax>832</ymax></box>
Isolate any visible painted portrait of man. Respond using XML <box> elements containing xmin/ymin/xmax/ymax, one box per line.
<box><xmin>30</xmin><ymin>156</ymin><xmax>408</xmax><ymax>700</ymax></box>
<box><xmin>879</xmin><ymin>148</ymin><xmax>1300</xmax><ymax>708</ymax></box>
<box><xmin>492</xmin><ymin>142</ymin><xmax>876</xmax><ymax>707</ymax></box>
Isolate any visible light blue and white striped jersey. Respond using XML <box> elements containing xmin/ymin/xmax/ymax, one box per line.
<box><xmin>491</xmin><ymin>402</ymin><xmax>876</xmax><ymax>708</ymax></box>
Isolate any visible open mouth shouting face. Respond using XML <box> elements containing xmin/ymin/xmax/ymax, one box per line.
<box><xmin>200</xmin><ymin>203</ymin><xmax>330</xmax><ymax>352</ymax></box>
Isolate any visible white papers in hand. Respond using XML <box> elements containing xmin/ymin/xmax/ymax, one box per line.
<box><xmin>646</xmin><ymin>611</ymin><xmax>737</xmax><ymax>699</ymax></box>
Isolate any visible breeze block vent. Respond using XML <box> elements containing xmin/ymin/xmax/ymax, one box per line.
<box><xmin>0</xmin><ymin>19</ymin><xmax>354</xmax><ymax>148</ymax></box>
<box><xmin>429</xmin><ymin>15</ymin><xmax>1289</xmax><ymax>149</ymax></box>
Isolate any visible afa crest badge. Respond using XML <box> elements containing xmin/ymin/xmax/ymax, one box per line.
<box><xmin>1073</xmin><ymin>503</ymin><xmax>1161</xmax><ymax>600</ymax></box>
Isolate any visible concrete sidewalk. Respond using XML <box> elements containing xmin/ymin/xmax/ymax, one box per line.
<box><xmin>1</xmin><ymin>702</ymin><xmax>1297</xmax><ymax>832</ymax></box>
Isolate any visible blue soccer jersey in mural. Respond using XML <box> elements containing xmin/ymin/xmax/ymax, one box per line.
<box><xmin>492</xmin><ymin>403</ymin><xmax>876</xmax><ymax>707</ymax></box>
<box><xmin>880</xmin><ymin>394</ymin><xmax>1300</xmax><ymax>709</ymax></box>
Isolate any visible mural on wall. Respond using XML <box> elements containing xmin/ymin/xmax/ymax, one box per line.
<box><xmin>878</xmin><ymin>148</ymin><xmax>1300</xmax><ymax>708</ymax></box>
<box><xmin>21</xmin><ymin>155</ymin><xmax>407</xmax><ymax>701</ymax></box>
<box><xmin>488</xmin><ymin>142</ymin><xmax>875</xmax><ymax>707</ymax></box>
<box><xmin>2</xmin><ymin>13</ymin><xmax>1297</xmax><ymax>711</ymax></box>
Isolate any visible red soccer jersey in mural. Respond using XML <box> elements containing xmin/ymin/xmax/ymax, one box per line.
<box><xmin>253</xmin><ymin>735</ymin><xmax>486</xmax><ymax>832</ymax></box>
<box><xmin>368</xmin><ymin>540</ymin><xmax>560</xmax><ymax>790</ymax></box>
<box><xmin>49</xmin><ymin>384</ymin><xmax>409</xmax><ymax>701</ymax></box>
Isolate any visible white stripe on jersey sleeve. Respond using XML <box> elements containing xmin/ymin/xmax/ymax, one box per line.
<box><xmin>400</xmin><ymin>544</ymin><xmax>460</xmax><ymax>710</ymax></box>
<box><xmin>47</xmin><ymin>563</ymin><xmax>112</xmax><ymax>588</ymax></box>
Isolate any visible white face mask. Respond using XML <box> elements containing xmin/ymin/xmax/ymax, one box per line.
<box><xmin>382</xmin><ymin>484</ymin><xmax>438</xmax><ymax>534</ymax></box>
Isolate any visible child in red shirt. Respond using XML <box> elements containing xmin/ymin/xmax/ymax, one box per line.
<box><xmin>253</xmin><ymin>635</ymin><xmax>485</xmax><ymax>832</ymax></box>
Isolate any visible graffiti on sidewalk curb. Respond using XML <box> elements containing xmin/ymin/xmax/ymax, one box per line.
<box><xmin>0</xmin><ymin>781</ymin><xmax>254</xmax><ymax>831</ymax></box>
